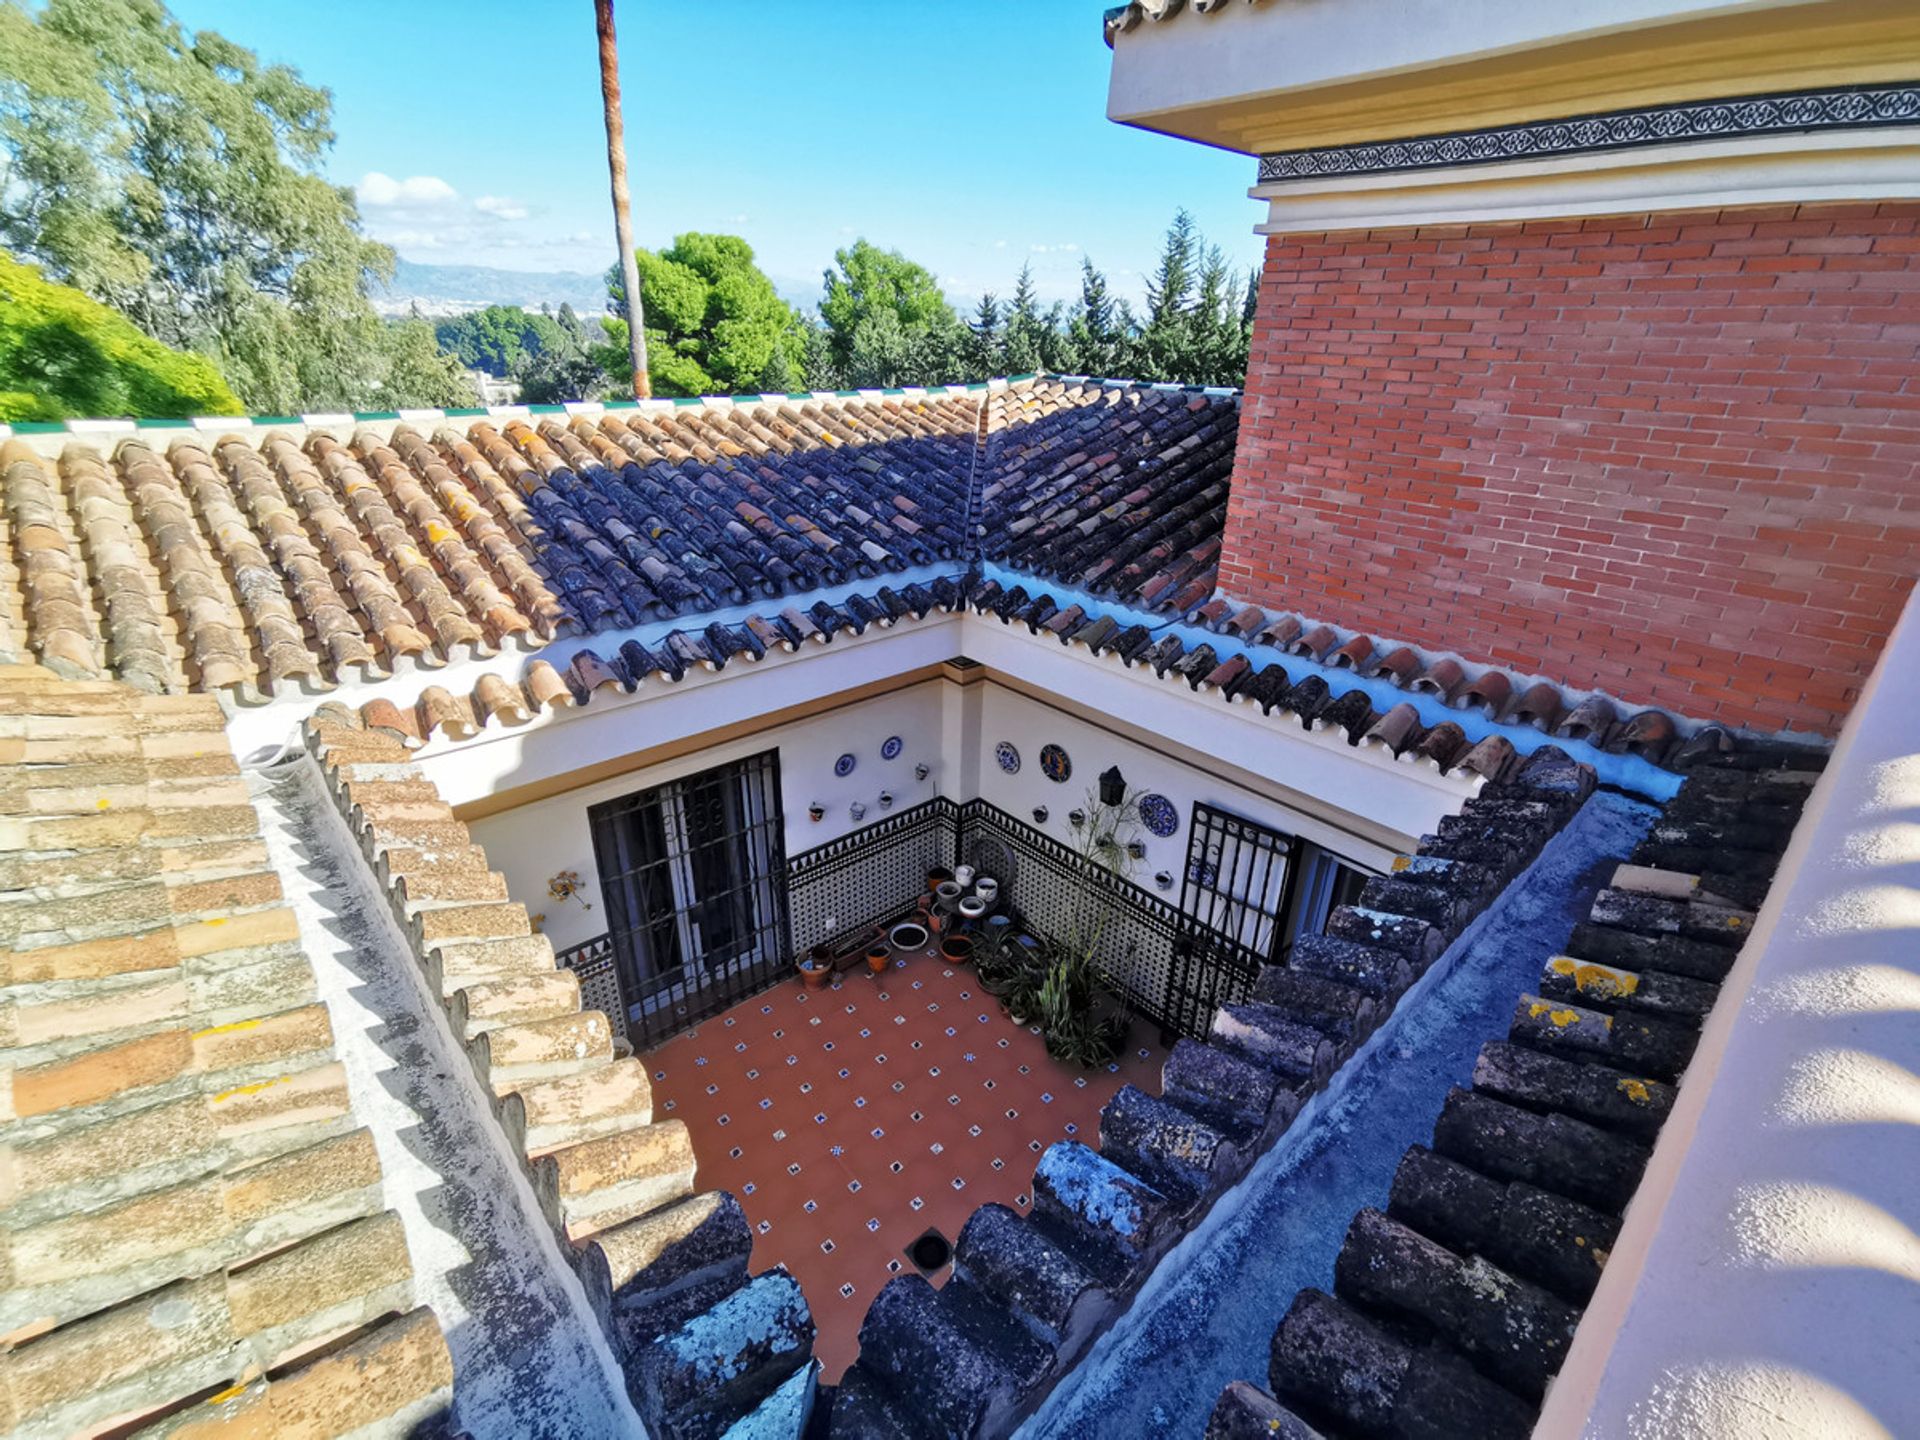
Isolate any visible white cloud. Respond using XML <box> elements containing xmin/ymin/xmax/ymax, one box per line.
<box><xmin>357</xmin><ymin>171</ymin><xmax>459</xmax><ymax>208</ymax></box>
<box><xmin>475</xmin><ymin>194</ymin><xmax>529</xmax><ymax>221</ymax></box>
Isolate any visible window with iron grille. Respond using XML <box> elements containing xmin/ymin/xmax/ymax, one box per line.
<box><xmin>586</xmin><ymin>750</ymin><xmax>789</xmax><ymax>1049</ymax></box>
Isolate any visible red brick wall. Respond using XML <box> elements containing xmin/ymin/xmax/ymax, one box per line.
<box><xmin>1222</xmin><ymin>203</ymin><xmax>1920</xmax><ymax>735</ymax></box>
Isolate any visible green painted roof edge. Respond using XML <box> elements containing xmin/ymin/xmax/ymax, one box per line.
<box><xmin>0</xmin><ymin>371</ymin><xmax>1231</xmax><ymax>440</ymax></box>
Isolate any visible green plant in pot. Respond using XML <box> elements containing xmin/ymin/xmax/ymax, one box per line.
<box><xmin>1034</xmin><ymin>772</ymin><xmax>1146</xmax><ymax>1067</ymax></box>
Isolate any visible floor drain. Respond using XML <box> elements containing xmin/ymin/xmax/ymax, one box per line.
<box><xmin>907</xmin><ymin>1227</ymin><xmax>953</xmax><ymax>1273</ymax></box>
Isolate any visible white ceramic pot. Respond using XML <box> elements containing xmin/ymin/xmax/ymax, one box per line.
<box><xmin>954</xmin><ymin>864</ymin><xmax>976</xmax><ymax>888</ymax></box>
<box><xmin>974</xmin><ymin>878</ymin><xmax>999</xmax><ymax>905</ymax></box>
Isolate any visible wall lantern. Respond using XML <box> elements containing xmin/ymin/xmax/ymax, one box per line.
<box><xmin>1032</xmin><ymin>806</ymin><xmax>1049</xmax><ymax>825</ymax></box>
<box><xmin>1098</xmin><ymin>766</ymin><xmax>1127</xmax><ymax>807</ymax></box>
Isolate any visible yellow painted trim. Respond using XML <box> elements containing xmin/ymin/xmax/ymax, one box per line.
<box><xmin>1128</xmin><ymin>3</ymin><xmax>1920</xmax><ymax>155</ymax></box>
<box><xmin>449</xmin><ymin>666</ymin><xmax>950</xmax><ymax>820</ymax></box>
<box><xmin>451</xmin><ymin>659</ymin><xmax>1414</xmax><ymax>856</ymax></box>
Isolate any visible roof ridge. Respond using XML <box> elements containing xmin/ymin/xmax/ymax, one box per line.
<box><xmin>0</xmin><ymin>373</ymin><xmax>1238</xmax><ymax>444</ymax></box>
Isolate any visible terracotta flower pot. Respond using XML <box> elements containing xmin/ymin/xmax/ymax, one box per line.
<box><xmin>798</xmin><ymin>958</ymin><xmax>831</xmax><ymax>990</ymax></box>
<box><xmin>940</xmin><ymin>934</ymin><xmax>974</xmax><ymax>965</ymax></box>
<box><xmin>926</xmin><ymin>867</ymin><xmax>954</xmax><ymax>894</ymax></box>
<box><xmin>867</xmin><ymin>943</ymin><xmax>892</xmax><ymax>974</ymax></box>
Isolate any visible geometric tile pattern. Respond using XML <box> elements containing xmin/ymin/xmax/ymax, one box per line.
<box><xmin>644</xmin><ymin>945</ymin><xmax>1162</xmax><ymax>1380</ymax></box>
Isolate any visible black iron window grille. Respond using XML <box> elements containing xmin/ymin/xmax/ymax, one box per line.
<box><xmin>562</xmin><ymin>789</ymin><xmax>1285</xmax><ymax>1052</ymax></box>
<box><xmin>585</xmin><ymin>750</ymin><xmax>791</xmax><ymax>1050</ymax></box>
<box><xmin>1158</xmin><ymin>802</ymin><xmax>1300</xmax><ymax>1038</ymax></box>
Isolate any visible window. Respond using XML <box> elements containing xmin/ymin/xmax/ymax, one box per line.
<box><xmin>587</xmin><ymin>751</ymin><xmax>789</xmax><ymax>1045</ymax></box>
<box><xmin>1281</xmin><ymin>841</ymin><xmax>1375</xmax><ymax>961</ymax></box>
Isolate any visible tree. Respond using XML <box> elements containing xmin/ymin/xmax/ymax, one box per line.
<box><xmin>0</xmin><ymin>0</ymin><xmax>469</xmax><ymax>413</ymax></box>
<box><xmin>1065</xmin><ymin>258</ymin><xmax>1129</xmax><ymax>379</ymax></box>
<box><xmin>518</xmin><ymin>351</ymin><xmax>612</xmax><ymax>406</ymax></box>
<box><xmin>1127</xmin><ymin>210</ymin><xmax>1251</xmax><ymax>387</ymax></box>
<box><xmin>377</xmin><ymin>314</ymin><xmax>477</xmax><ymax>408</ymax></box>
<box><xmin>817</xmin><ymin>240</ymin><xmax>964</xmax><ymax>387</ymax></box>
<box><xmin>598</xmin><ymin>232</ymin><xmax>808</xmax><ymax>397</ymax></box>
<box><xmin>0</xmin><ymin>251</ymin><xmax>240</xmax><ymax>420</ymax></box>
<box><xmin>435</xmin><ymin>305</ymin><xmax>571</xmax><ymax>378</ymax></box>
<box><xmin>1001</xmin><ymin>264</ymin><xmax>1049</xmax><ymax>376</ymax></box>
<box><xmin>967</xmin><ymin>293</ymin><xmax>1003</xmax><ymax>378</ymax></box>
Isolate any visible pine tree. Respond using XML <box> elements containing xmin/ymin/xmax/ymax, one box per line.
<box><xmin>969</xmin><ymin>292</ymin><xmax>1003</xmax><ymax>376</ymax></box>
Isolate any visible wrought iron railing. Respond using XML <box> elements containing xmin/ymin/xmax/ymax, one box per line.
<box><xmin>556</xmin><ymin>794</ymin><xmax>1270</xmax><ymax>1052</ymax></box>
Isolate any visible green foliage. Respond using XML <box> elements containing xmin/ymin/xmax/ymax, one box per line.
<box><xmin>0</xmin><ymin>0</ymin><xmax>471</xmax><ymax>413</ymax></box>
<box><xmin>798</xmin><ymin>215</ymin><xmax>1249</xmax><ymax>391</ymax></box>
<box><xmin>599</xmin><ymin>232</ymin><xmax>808</xmax><ymax>397</ymax></box>
<box><xmin>376</xmin><ymin>315</ymin><xmax>477</xmax><ymax>408</ymax></box>
<box><xmin>434</xmin><ymin>305</ymin><xmax>576</xmax><ymax>379</ymax></box>
<box><xmin>817</xmin><ymin>240</ymin><xmax>966</xmax><ymax>388</ymax></box>
<box><xmin>518</xmin><ymin>351</ymin><xmax>612</xmax><ymax>406</ymax></box>
<box><xmin>0</xmin><ymin>251</ymin><xmax>239</xmax><ymax>420</ymax></box>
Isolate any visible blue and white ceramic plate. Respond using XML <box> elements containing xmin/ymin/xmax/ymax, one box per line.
<box><xmin>834</xmin><ymin>752</ymin><xmax>857</xmax><ymax>778</ymax></box>
<box><xmin>994</xmin><ymin>741</ymin><xmax>1021</xmax><ymax>775</ymax></box>
<box><xmin>1039</xmin><ymin>744</ymin><xmax>1072</xmax><ymax>784</ymax></box>
<box><xmin>881</xmin><ymin>735</ymin><xmax>903</xmax><ymax>761</ymax></box>
<box><xmin>1187</xmin><ymin>856</ymin><xmax>1218</xmax><ymax>889</ymax></box>
<box><xmin>1137</xmin><ymin>792</ymin><xmax>1179</xmax><ymax>838</ymax></box>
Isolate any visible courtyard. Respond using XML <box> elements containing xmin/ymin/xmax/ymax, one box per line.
<box><xmin>642</xmin><ymin>944</ymin><xmax>1163</xmax><ymax>1379</ymax></box>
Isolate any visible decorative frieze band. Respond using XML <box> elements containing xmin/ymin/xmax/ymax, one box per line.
<box><xmin>1256</xmin><ymin>83</ymin><xmax>1920</xmax><ymax>184</ymax></box>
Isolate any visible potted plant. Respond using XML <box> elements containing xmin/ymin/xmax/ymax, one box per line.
<box><xmin>940</xmin><ymin>933</ymin><xmax>973</xmax><ymax>965</ymax></box>
<box><xmin>797</xmin><ymin>944</ymin><xmax>833</xmax><ymax>990</ymax></box>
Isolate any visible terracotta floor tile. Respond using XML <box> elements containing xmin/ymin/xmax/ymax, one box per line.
<box><xmin>641</xmin><ymin>948</ymin><xmax>1161</xmax><ymax>1382</ymax></box>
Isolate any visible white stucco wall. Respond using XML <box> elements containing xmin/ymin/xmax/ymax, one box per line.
<box><xmin>467</xmin><ymin>681</ymin><xmax>945</xmax><ymax>955</ymax></box>
<box><xmin>972</xmin><ymin>683</ymin><xmax>1391</xmax><ymax>884</ymax></box>
<box><xmin>1539</xmin><ymin>589</ymin><xmax>1920</xmax><ymax>1439</ymax></box>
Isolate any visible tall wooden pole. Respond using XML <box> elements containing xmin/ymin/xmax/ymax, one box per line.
<box><xmin>595</xmin><ymin>0</ymin><xmax>649</xmax><ymax>399</ymax></box>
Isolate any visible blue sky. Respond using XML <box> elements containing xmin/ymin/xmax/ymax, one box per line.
<box><xmin>170</xmin><ymin>0</ymin><xmax>1265</xmax><ymax>310</ymax></box>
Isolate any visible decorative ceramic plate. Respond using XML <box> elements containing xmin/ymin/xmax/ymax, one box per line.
<box><xmin>994</xmin><ymin>741</ymin><xmax>1021</xmax><ymax>775</ymax></box>
<box><xmin>834</xmin><ymin>752</ymin><xmax>857</xmax><ymax>778</ymax></box>
<box><xmin>1137</xmin><ymin>792</ymin><xmax>1179</xmax><ymax>838</ymax></box>
<box><xmin>881</xmin><ymin>735</ymin><xmax>903</xmax><ymax>761</ymax></box>
<box><xmin>1039</xmin><ymin>743</ymin><xmax>1072</xmax><ymax>784</ymax></box>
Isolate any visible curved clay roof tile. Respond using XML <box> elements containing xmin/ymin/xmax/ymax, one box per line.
<box><xmin>1512</xmin><ymin>681</ymin><xmax>1564</xmax><ymax>732</ymax></box>
<box><xmin>1415</xmin><ymin>721</ymin><xmax>1469</xmax><ymax>773</ymax></box>
<box><xmin>1556</xmin><ymin>695</ymin><xmax>1618</xmax><ymax>745</ymax></box>
<box><xmin>360</xmin><ymin>696</ymin><xmax>423</xmax><ymax>747</ymax></box>
<box><xmin>1458</xmin><ymin>734</ymin><xmax>1517</xmax><ymax>784</ymax></box>
<box><xmin>523</xmin><ymin>659</ymin><xmax>575</xmax><ymax>713</ymax></box>
<box><xmin>1612</xmin><ymin>710</ymin><xmax>1677</xmax><ymax>761</ymax></box>
<box><xmin>1325</xmin><ymin>635</ymin><xmax>1370</xmax><ymax>671</ymax></box>
<box><xmin>1456</xmin><ymin>670</ymin><xmax>1513</xmax><ymax>718</ymax></box>
<box><xmin>1286</xmin><ymin>623</ymin><xmax>1338</xmax><ymax>661</ymax></box>
<box><xmin>1411</xmin><ymin>657</ymin><xmax>1466</xmax><ymax>701</ymax></box>
<box><xmin>417</xmin><ymin>686</ymin><xmax>477</xmax><ymax>741</ymax></box>
<box><xmin>1366</xmin><ymin>646</ymin><xmax>1422</xmax><ymax>688</ymax></box>
<box><xmin>1362</xmin><ymin>703</ymin><xmax>1422</xmax><ymax>756</ymax></box>
<box><xmin>473</xmin><ymin>672</ymin><xmax>530</xmax><ymax>727</ymax></box>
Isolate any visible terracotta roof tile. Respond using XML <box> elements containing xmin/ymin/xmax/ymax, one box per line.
<box><xmin>0</xmin><ymin>667</ymin><xmax>451</xmax><ymax>1434</ymax></box>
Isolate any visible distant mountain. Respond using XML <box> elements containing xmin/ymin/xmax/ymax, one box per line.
<box><xmin>372</xmin><ymin>259</ymin><xmax>609</xmax><ymax>317</ymax></box>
